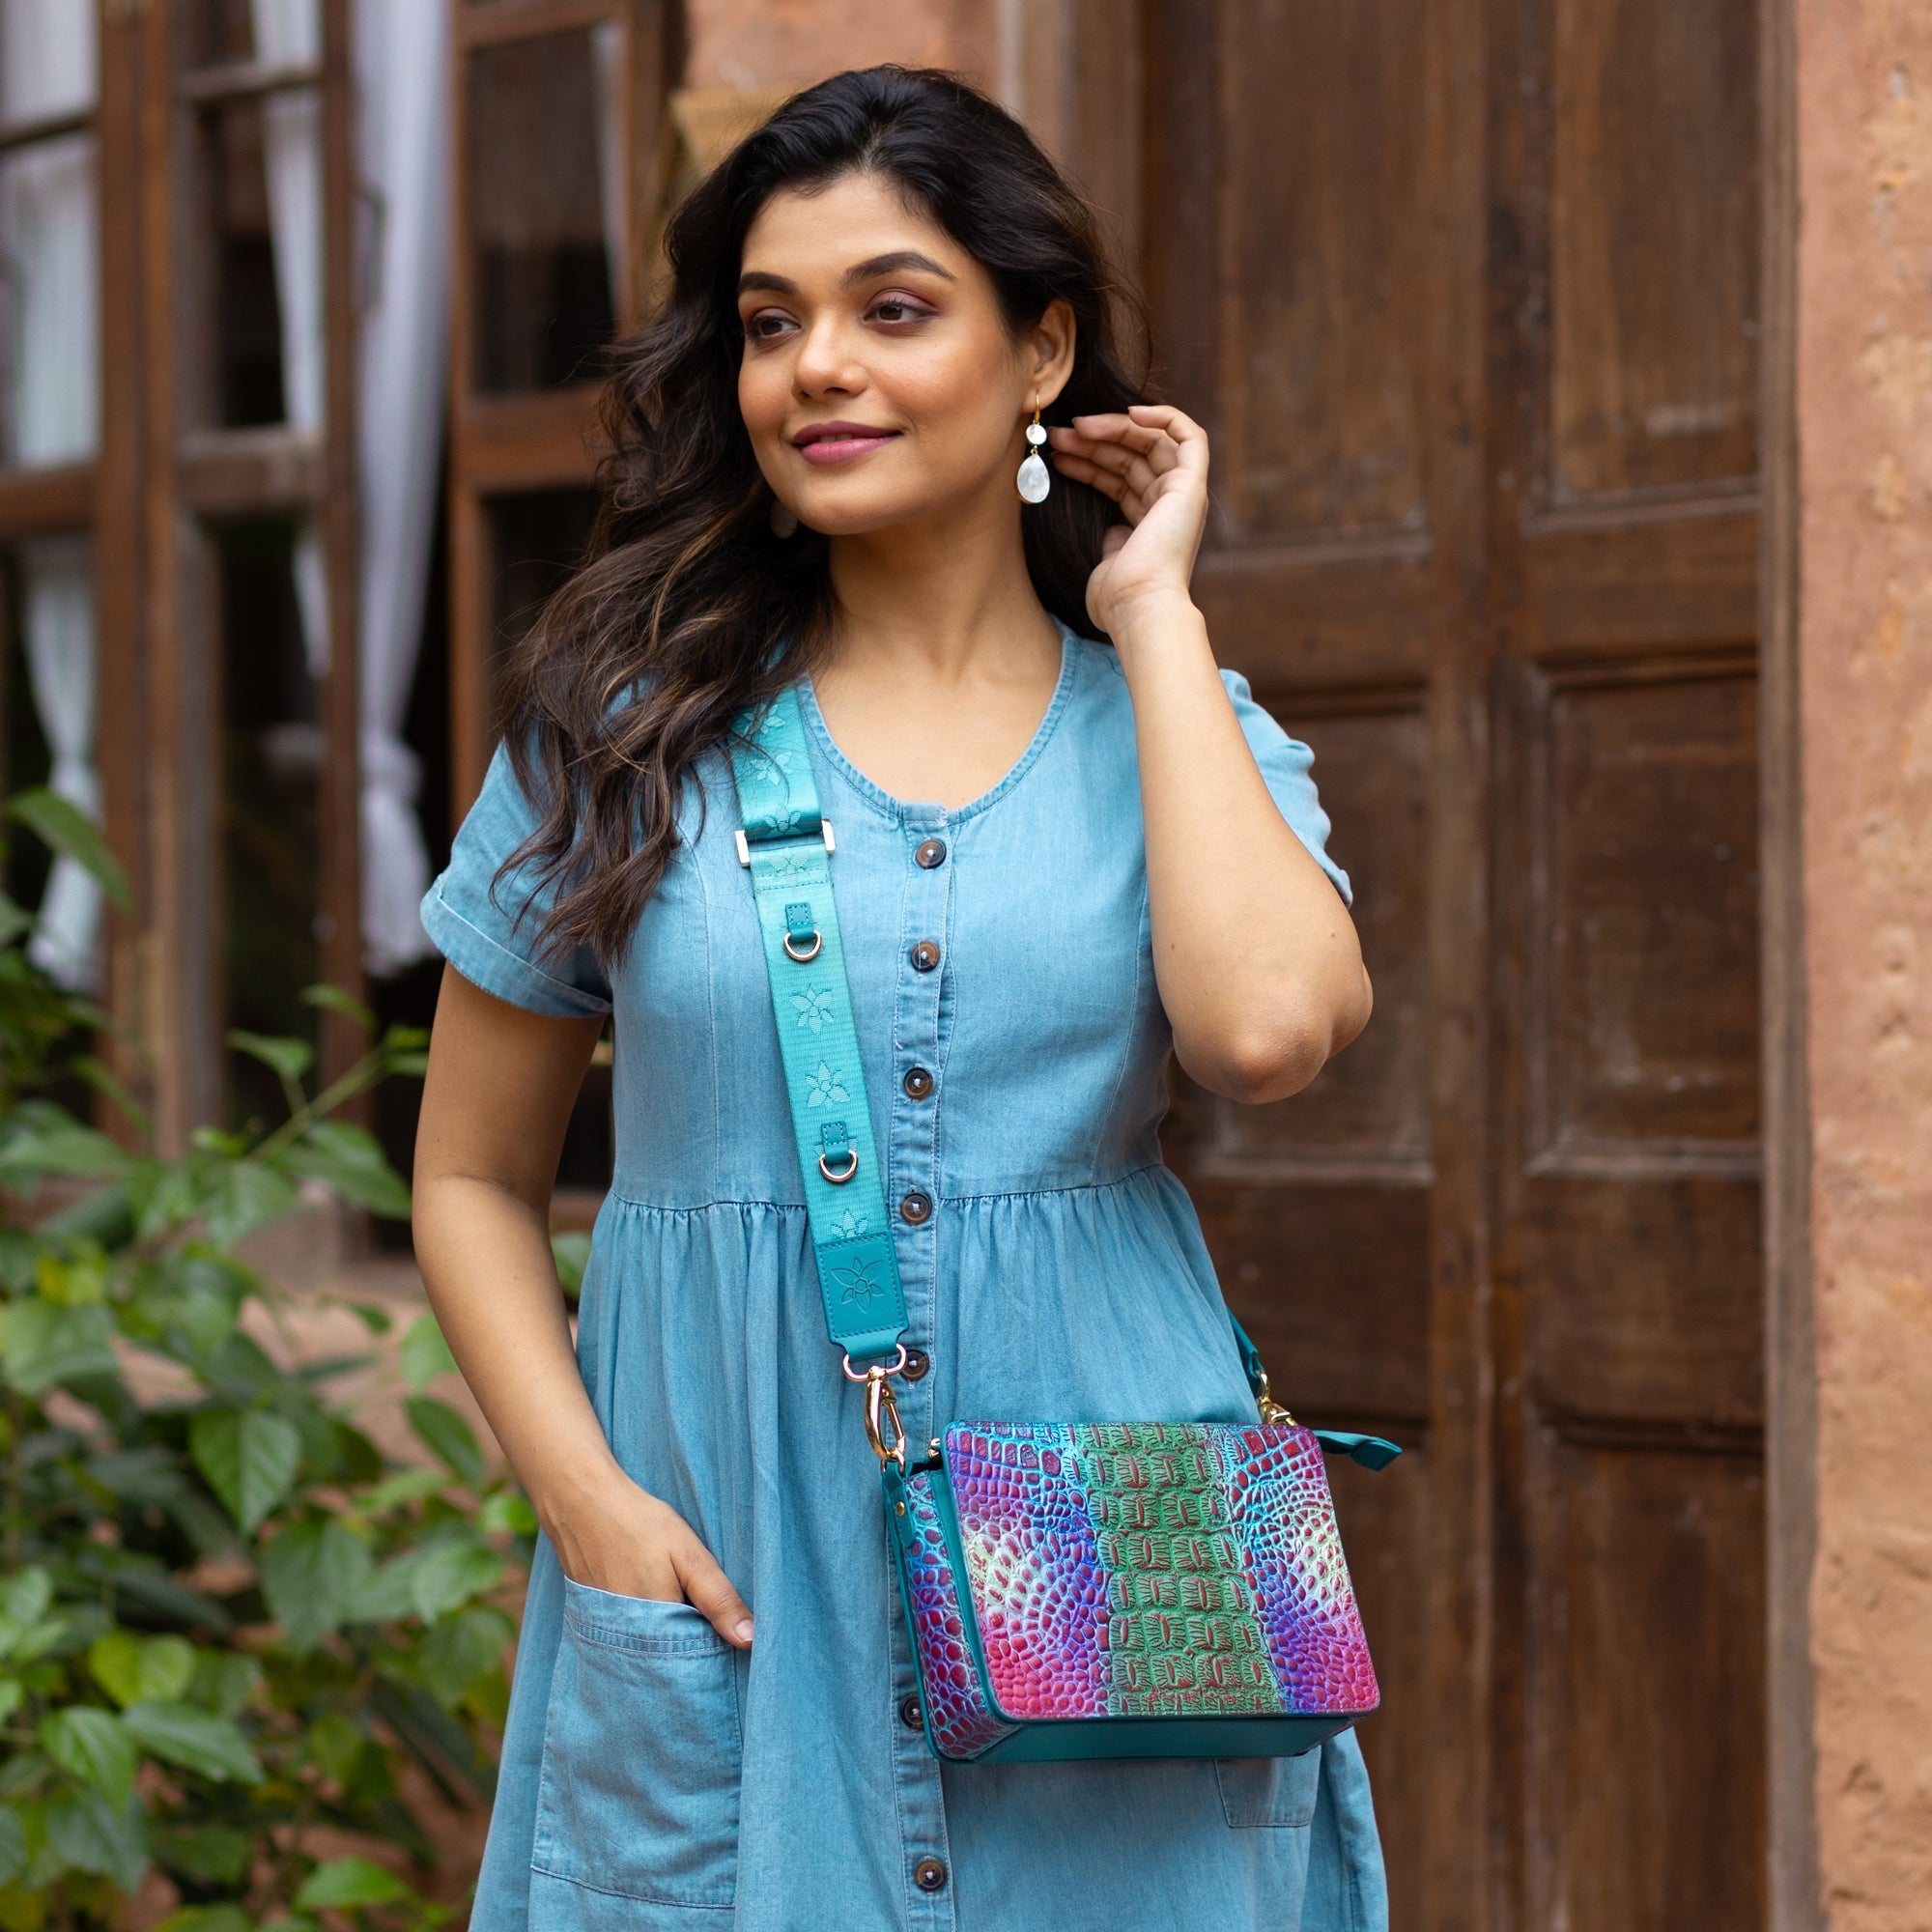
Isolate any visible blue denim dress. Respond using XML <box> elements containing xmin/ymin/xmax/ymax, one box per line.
<box><xmin>421</xmin><ymin>629</ymin><xmax>1389</xmax><ymax>1932</ymax></box>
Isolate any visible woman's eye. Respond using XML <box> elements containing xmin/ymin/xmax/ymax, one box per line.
<box><xmin>744</xmin><ymin>310</ymin><xmax>796</xmax><ymax>341</ymax></box>
<box><xmin>867</xmin><ymin>293</ymin><xmax>934</xmax><ymax>326</ymax></box>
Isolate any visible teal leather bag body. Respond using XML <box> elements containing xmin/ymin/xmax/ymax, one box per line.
<box><xmin>730</xmin><ymin>690</ymin><xmax>1398</xmax><ymax>1764</ymax></box>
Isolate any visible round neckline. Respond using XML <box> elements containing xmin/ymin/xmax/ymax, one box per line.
<box><xmin>796</xmin><ymin>621</ymin><xmax>1081</xmax><ymax>828</ymax></box>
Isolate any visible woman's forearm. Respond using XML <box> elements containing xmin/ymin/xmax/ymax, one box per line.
<box><xmin>412</xmin><ymin>1174</ymin><xmax>627</xmax><ymax>1545</ymax></box>
<box><xmin>1112</xmin><ymin>593</ymin><xmax>1372</xmax><ymax>1103</ymax></box>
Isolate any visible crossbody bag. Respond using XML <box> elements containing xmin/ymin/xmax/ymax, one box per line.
<box><xmin>730</xmin><ymin>689</ymin><xmax>1398</xmax><ymax>1764</ymax></box>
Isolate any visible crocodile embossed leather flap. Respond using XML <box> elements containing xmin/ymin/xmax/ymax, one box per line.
<box><xmin>940</xmin><ymin>1420</ymin><xmax>1379</xmax><ymax>1725</ymax></box>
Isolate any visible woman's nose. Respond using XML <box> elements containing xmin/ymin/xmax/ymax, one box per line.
<box><xmin>792</xmin><ymin>317</ymin><xmax>865</xmax><ymax>397</ymax></box>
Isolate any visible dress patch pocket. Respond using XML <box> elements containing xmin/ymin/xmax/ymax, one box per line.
<box><xmin>1216</xmin><ymin>1746</ymin><xmax>1322</xmax><ymax>1829</ymax></box>
<box><xmin>532</xmin><ymin>1579</ymin><xmax>743</xmax><ymax>1911</ymax></box>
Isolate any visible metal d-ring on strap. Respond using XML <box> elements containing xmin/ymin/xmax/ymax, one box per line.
<box><xmin>728</xmin><ymin>689</ymin><xmax>911</xmax><ymax>1373</ymax></box>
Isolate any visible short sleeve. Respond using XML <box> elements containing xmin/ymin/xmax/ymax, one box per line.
<box><xmin>419</xmin><ymin>741</ymin><xmax>614</xmax><ymax>1017</ymax></box>
<box><xmin>1221</xmin><ymin>668</ymin><xmax>1353</xmax><ymax>907</ymax></box>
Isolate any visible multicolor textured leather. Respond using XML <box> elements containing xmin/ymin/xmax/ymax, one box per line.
<box><xmin>896</xmin><ymin>1470</ymin><xmax>1021</xmax><ymax>1759</ymax></box>
<box><xmin>893</xmin><ymin>1421</ymin><xmax>1378</xmax><ymax>1758</ymax></box>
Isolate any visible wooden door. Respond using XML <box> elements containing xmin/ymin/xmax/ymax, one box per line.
<box><xmin>1137</xmin><ymin>2</ymin><xmax>1766</xmax><ymax>1925</ymax></box>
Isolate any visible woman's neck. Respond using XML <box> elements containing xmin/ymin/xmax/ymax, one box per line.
<box><xmin>810</xmin><ymin>490</ymin><xmax>1067</xmax><ymax>809</ymax></box>
<box><xmin>823</xmin><ymin>484</ymin><xmax>1060</xmax><ymax>681</ymax></box>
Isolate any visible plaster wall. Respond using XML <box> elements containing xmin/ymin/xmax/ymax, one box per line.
<box><xmin>1797</xmin><ymin>3</ymin><xmax>1932</xmax><ymax>1926</ymax></box>
<box><xmin>683</xmin><ymin>0</ymin><xmax>998</xmax><ymax>94</ymax></box>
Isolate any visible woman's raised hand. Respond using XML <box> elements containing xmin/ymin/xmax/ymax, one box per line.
<box><xmin>1047</xmin><ymin>404</ymin><xmax>1210</xmax><ymax>639</ymax></box>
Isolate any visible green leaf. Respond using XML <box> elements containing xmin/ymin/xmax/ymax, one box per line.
<box><xmin>156</xmin><ymin>1906</ymin><xmax>253</xmax><ymax>1932</ymax></box>
<box><xmin>303</xmin><ymin>1712</ymin><xmax>366</xmax><ymax>1784</ymax></box>
<box><xmin>295</xmin><ymin>1857</ymin><xmax>409</xmax><ymax>1910</ymax></box>
<box><xmin>0</xmin><ymin>1804</ymin><xmax>25</xmax><ymax>1887</ymax></box>
<box><xmin>189</xmin><ymin>1408</ymin><xmax>301</xmax><ymax>1534</ymax></box>
<box><xmin>0</xmin><ymin>1123</ymin><xmax>131</xmax><ymax>1182</ymax></box>
<box><xmin>200</xmin><ymin>1161</ymin><xmax>299</xmax><ymax>1248</ymax></box>
<box><xmin>225</xmin><ymin>1030</ymin><xmax>314</xmax><ymax>1083</ymax></box>
<box><xmin>1</xmin><ymin>1570</ymin><xmax>52</xmax><ymax>1629</ymax></box>
<box><xmin>407</xmin><ymin>1537</ymin><xmax>503</xmax><ymax>1624</ymax></box>
<box><xmin>259</xmin><ymin>1519</ymin><xmax>372</xmax><ymax>1653</ymax></box>
<box><xmin>159</xmin><ymin>1826</ymin><xmax>254</xmax><ymax>1887</ymax></box>
<box><xmin>274</xmin><ymin>1122</ymin><xmax>411</xmax><ymax>1219</ymax></box>
<box><xmin>476</xmin><ymin>1489</ymin><xmax>539</xmax><ymax>1535</ymax></box>
<box><xmin>357</xmin><ymin>1467</ymin><xmax>447</xmax><ymax>1515</ymax></box>
<box><xmin>551</xmin><ymin>1232</ymin><xmax>591</xmax><ymax>1296</ymax></box>
<box><xmin>344</xmin><ymin>1301</ymin><xmax>393</xmax><ymax>1335</ymax></box>
<box><xmin>346</xmin><ymin>1554</ymin><xmax>419</xmax><ymax>1625</ymax></box>
<box><xmin>399</xmin><ymin>1314</ymin><xmax>457</xmax><ymax>1394</ymax></box>
<box><xmin>89</xmin><ymin>1632</ymin><xmax>194</xmax><ymax>1709</ymax></box>
<box><xmin>44</xmin><ymin>1789</ymin><xmax>148</xmax><ymax>1893</ymax></box>
<box><xmin>405</xmin><ymin>1396</ymin><xmax>482</xmax><ymax>1485</ymax></box>
<box><xmin>188</xmin><ymin>1651</ymin><xmax>259</xmax><ymax>1720</ymax></box>
<box><xmin>0</xmin><ymin>1681</ymin><xmax>23</xmax><ymax>1724</ymax></box>
<box><xmin>300</xmin><ymin>983</ymin><xmax>377</xmax><ymax>1035</ymax></box>
<box><xmin>417</xmin><ymin>1605</ymin><xmax>515</xmax><ymax>1708</ymax></box>
<box><xmin>121</xmin><ymin>1700</ymin><xmax>261</xmax><ymax>1784</ymax></box>
<box><xmin>41</xmin><ymin>1707</ymin><xmax>135</xmax><ymax>1809</ymax></box>
<box><xmin>9</xmin><ymin>789</ymin><xmax>131</xmax><ymax>912</ymax></box>
<box><xmin>0</xmin><ymin>892</ymin><xmax>33</xmax><ymax>948</ymax></box>
<box><xmin>1</xmin><ymin>1299</ymin><xmax>117</xmax><ymax>1396</ymax></box>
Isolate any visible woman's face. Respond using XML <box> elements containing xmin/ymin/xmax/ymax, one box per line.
<box><xmin>735</xmin><ymin>171</ymin><xmax>1073</xmax><ymax>537</ymax></box>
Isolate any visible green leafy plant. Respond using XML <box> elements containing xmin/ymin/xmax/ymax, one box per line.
<box><xmin>0</xmin><ymin>791</ymin><xmax>532</xmax><ymax>1932</ymax></box>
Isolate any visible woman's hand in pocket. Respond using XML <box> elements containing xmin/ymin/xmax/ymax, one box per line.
<box><xmin>543</xmin><ymin>1464</ymin><xmax>754</xmax><ymax>1650</ymax></box>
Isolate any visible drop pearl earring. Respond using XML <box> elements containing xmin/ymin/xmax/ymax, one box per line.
<box><xmin>770</xmin><ymin>497</ymin><xmax>799</xmax><ymax>538</ymax></box>
<box><xmin>1017</xmin><ymin>394</ymin><xmax>1051</xmax><ymax>503</ymax></box>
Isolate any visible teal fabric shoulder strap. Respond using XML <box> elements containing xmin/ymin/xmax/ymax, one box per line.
<box><xmin>728</xmin><ymin>689</ymin><xmax>907</xmax><ymax>1366</ymax></box>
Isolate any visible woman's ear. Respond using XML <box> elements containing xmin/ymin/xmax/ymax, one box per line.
<box><xmin>1029</xmin><ymin>298</ymin><xmax>1078</xmax><ymax>409</ymax></box>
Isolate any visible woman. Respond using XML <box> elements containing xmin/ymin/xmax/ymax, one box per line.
<box><xmin>413</xmin><ymin>67</ymin><xmax>1381</xmax><ymax>1932</ymax></box>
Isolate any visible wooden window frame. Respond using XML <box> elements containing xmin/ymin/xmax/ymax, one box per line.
<box><xmin>0</xmin><ymin>2</ymin><xmax>364</xmax><ymax>1150</ymax></box>
<box><xmin>446</xmin><ymin>0</ymin><xmax>675</xmax><ymax>817</ymax></box>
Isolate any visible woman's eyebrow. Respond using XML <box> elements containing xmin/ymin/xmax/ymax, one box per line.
<box><xmin>735</xmin><ymin>251</ymin><xmax>956</xmax><ymax>299</ymax></box>
<box><xmin>842</xmin><ymin>250</ymin><xmax>955</xmax><ymax>285</ymax></box>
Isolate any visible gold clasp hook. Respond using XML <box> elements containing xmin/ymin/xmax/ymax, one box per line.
<box><xmin>842</xmin><ymin>1345</ymin><xmax>909</xmax><ymax>1468</ymax></box>
<box><xmin>1253</xmin><ymin>1366</ymin><xmax>1295</xmax><ymax>1428</ymax></box>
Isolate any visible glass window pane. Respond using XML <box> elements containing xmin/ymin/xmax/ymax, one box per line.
<box><xmin>0</xmin><ymin>3</ymin><xmax>99</xmax><ymax>469</ymax></box>
<box><xmin>219</xmin><ymin>521</ymin><xmax>322</xmax><ymax>1131</ymax></box>
<box><xmin>467</xmin><ymin>31</ymin><xmax>622</xmax><ymax>394</ymax></box>
<box><xmin>202</xmin><ymin>92</ymin><xmax>324</xmax><ymax>432</ymax></box>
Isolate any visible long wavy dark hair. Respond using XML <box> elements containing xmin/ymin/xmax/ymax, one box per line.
<box><xmin>497</xmin><ymin>66</ymin><xmax>1148</xmax><ymax>968</ymax></box>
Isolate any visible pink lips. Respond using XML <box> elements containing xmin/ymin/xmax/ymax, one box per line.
<box><xmin>792</xmin><ymin>420</ymin><xmax>900</xmax><ymax>466</ymax></box>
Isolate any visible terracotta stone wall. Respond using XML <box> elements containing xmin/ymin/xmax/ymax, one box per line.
<box><xmin>1797</xmin><ymin>2</ymin><xmax>1932</xmax><ymax>1925</ymax></box>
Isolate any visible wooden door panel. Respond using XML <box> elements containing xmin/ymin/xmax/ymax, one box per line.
<box><xmin>1528</xmin><ymin>1435</ymin><xmax>1767</xmax><ymax>1932</ymax></box>
<box><xmin>1217</xmin><ymin>0</ymin><xmax>1434</xmax><ymax>538</ymax></box>
<box><xmin>1215</xmin><ymin>698</ymin><xmax>1432</xmax><ymax>1171</ymax></box>
<box><xmin>1520</xmin><ymin>1176</ymin><xmax>1763</xmax><ymax>1424</ymax></box>
<box><xmin>1548</xmin><ymin>0</ymin><xmax>1759</xmax><ymax>499</ymax></box>
<box><xmin>1531</xmin><ymin>662</ymin><xmax>1761</xmax><ymax>1159</ymax></box>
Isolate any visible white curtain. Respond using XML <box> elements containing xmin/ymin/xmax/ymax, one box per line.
<box><xmin>19</xmin><ymin>536</ymin><xmax>99</xmax><ymax>985</ymax></box>
<box><xmin>253</xmin><ymin>1</ymin><xmax>449</xmax><ymax>975</ymax></box>
<box><xmin>0</xmin><ymin>0</ymin><xmax>103</xmax><ymax>990</ymax></box>
<box><xmin>249</xmin><ymin>0</ymin><xmax>328</xmax><ymax>676</ymax></box>
<box><xmin>352</xmin><ymin>0</ymin><xmax>448</xmax><ymax>976</ymax></box>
